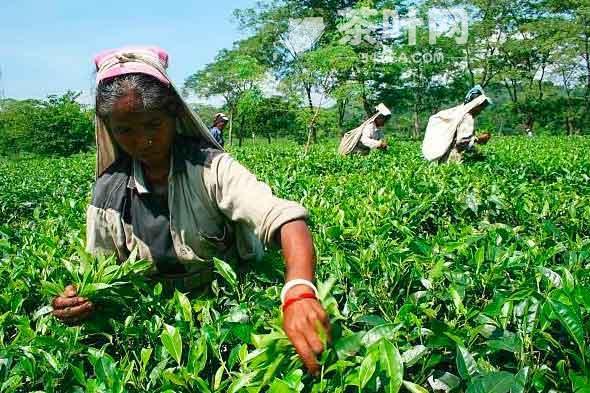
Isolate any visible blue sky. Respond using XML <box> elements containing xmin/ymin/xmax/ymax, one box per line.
<box><xmin>0</xmin><ymin>0</ymin><xmax>258</xmax><ymax>103</ymax></box>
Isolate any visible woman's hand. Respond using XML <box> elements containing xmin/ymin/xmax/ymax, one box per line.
<box><xmin>51</xmin><ymin>284</ymin><xmax>94</xmax><ymax>324</ymax></box>
<box><xmin>277</xmin><ymin>220</ymin><xmax>330</xmax><ymax>375</ymax></box>
<box><xmin>476</xmin><ymin>132</ymin><xmax>491</xmax><ymax>145</ymax></box>
<box><xmin>283</xmin><ymin>285</ymin><xmax>331</xmax><ymax>376</ymax></box>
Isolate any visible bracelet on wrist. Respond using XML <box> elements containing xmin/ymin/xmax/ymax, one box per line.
<box><xmin>280</xmin><ymin>279</ymin><xmax>319</xmax><ymax>304</ymax></box>
<box><xmin>282</xmin><ymin>293</ymin><xmax>317</xmax><ymax>312</ymax></box>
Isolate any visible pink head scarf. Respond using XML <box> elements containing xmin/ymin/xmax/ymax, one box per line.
<box><xmin>94</xmin><ymin>46</ymin><xmax>170</xmax><ymax>86</ymax></box>
<box><xmin>93</xmin><ymin>46</ymin><xmax>222</xmax><ymax>178</ymax></box>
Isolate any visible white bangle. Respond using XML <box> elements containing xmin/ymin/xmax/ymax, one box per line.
<box><xmin>280</xmin><ymin>279</ymin><xmax>318</xmax><ymax>304</ymax></box>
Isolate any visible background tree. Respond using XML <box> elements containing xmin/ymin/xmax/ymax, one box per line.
<box><xmin>184</xmin><ymin>48</ymin><xmax>266</xmax><ymax>145</ymax></box>
<box><xmin>0</xmin><ymin>92</ymin><xmax>93</xmax><ymax>156</ymax></box>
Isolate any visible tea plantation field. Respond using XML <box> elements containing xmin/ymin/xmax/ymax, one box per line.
<box><xmin>1</xmin><ymin>137</ymin><xmax>590</xmax><ymax>392</ymax></box>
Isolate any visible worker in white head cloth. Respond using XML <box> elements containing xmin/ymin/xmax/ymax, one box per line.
<box><xmin>422</xmin><ymin>85</ymin><xmax>492</xmax><ymax>164</ymax></box>
<box><xmin>338</xmin><ymin>103</ymin><xmax>392</xmax><ymax>155</ymax></box>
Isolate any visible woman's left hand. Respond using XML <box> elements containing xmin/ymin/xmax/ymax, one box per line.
<box><xmin>282</xmin><ymin>286</ymin><xmax>331</xmax><ymax>376</ymax></box>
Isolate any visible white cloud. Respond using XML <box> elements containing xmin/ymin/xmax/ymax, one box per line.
<box><xmin>184</xmin><ymin>93</ymin><xmax>226</xmax><ymax>108</ymax></box>
<box><xmin>75</xmin><ymin>90</ymin><xmax>94</xmax><ymax>106</ymax></box>
<box><xmin>260</xmin><ymin>72</ymin><xmax>282</xmax><ymax>97</ymax></box>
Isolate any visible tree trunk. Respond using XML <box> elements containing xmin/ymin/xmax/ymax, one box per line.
<box><xmin>237</xmin><ymin>115</ymin><xmax>245</xmax><ymax>147</ymax></box>
<box><xmin>502</xmin><ymin>78</ymin><xmax>519</xmax><ymax>104</ymax></box>
<box><xmin>537</xmin><ymin>62</ymin><xmax>546</xmax><ymax>101</ymax></box>
<box><xmin>413</xmin><ymin>104</ymin><xmax>421</xmax><ymax>139</ymax></box>
<box><xmin>564</xmin><ymin>75</ymin><xmax>574</xmax><ymax>135</ymax></box>
<box><xmin>337</xmin><ymin>98</ymin><xmax>347</xmax><ymax>132</ymax></box>
<box><xmin>361</xmin><ymin>85</ymin><xmax>372</xmax><ymax>117</ymax></box>
<box><xmin>525</xmin><ymin>114</ymin><xmax>534</xmax><ymax>133</ymax></box>
<box><xmin>305</xmin><ymin>105</ymin><xmax>322</xmax><ymax>153</ymax></box>
<box><xmin>584</xmin><ymin>29</ymin><xmax>590</xmax><ymax>109</ymax></box>
<box><xmin>305</xmin><ymin>86</ymin><xmax>317</xmax><ymax>144</ymax></box>
<box><xmin>228</xmin><ymin>109</ymin><xmax>234</xmax><ymax>146</ymax></box>
<box><xmin>465</xmin><ymin>44</ymin><xmax>475</xmax><ymax>87</ymax></box>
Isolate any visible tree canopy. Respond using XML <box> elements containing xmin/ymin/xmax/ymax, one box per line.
<box><xmin>184</xmin><ymin>0</ymin><xmax>590</xmax><ymax>143</ymax></box>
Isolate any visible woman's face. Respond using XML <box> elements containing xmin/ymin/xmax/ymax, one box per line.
<box><xmin>469</xmin><ymin>100</ymin><xmax>488</xmax><ymax>117</ymax></box>
<box><xmin>108</xmin><ymin>90</ymin><xmax>176</xmax><ymax>164</ymax></box>
<box><xmin>374</xmin><ymin>115</ymin><xmax>387</xmax><ymax>127</ymax></box>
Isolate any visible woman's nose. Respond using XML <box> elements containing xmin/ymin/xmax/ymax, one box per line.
<box><xmin>135</xmin><ymin>129</ymin><xmax>152</xmax><ymax>148</ymax></box>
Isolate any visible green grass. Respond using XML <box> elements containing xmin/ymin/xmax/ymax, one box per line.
<box><xmin>1</xmin><ymin>136</ymin><xmax>590</xmax><ymax>392</ymax></box>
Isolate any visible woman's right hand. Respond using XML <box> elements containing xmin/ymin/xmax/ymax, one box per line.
<box><xmin>51</xmin><ymin>284</ymin><xmax>94</xmax><ymax>324</ymax></box>
<box><xmin>476</xmin><ymin>133</ymin><xmax>491</xmax><ymax>145</ymax></box>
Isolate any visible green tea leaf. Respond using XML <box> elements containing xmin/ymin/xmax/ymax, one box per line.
<box><xmin>334</xmin><ymin>333</ymin><xmax>362</xmax><ymax>359</ymax></box>
<box><xmin>379</xmin><ymin>339</ymin><xmax>403</xmax><ymax>393</ymax></box>
<box><xmin>163</xmin><ymin>368</ymin><xmax>185</xmax><ymax>386</ymax></box>
<box><xmin>213</xmin><ymin>257</ymin><xmax>237</xmax><ymax>289</ymax></box>
<box><xmin>213</xmin><ymin>365</ymin><xmax>224</xmax><ymax>390</ymax></box>
<box><xmin>40</xmin><ymin>281</ymin><xmax>63</xmax><ymax>297</ymax></box>
<box><xmin>268</xmin><ymin>379</ymin><xmax>293</xmax><ymax>393</ymax></box>
<box><xmin>402</xmin><ymin>380</ymin><xmax>428</xmax><ymax>393</ymax></box>
<box><xmin>192</xmin><ymin>376</ymin><xmax>212</xmax><ymax>393</ymax></box>
<box><xmin>175</xmin><ymin>290</ymin><xmax>193</xmax><ymax>323</ymax></box>
<box><xmin>187</xmin><ymin>335</ymin><xmax>207</xmax><ymax>376</ymax></box>
<box><xmin>160</xmin><ymin>324</ymin><xmax>182</xmax><ymax>367</ymax></box>
<box><xmin>466</xmin><ymin>372</ymin><xmax>515</xmax><ymax>393</ymax></box>
<box><xmin>401</xmin><ymin>345</ymin><xmax>428</xmax><ymax>367</ymax></box>
<box><xmin>361</xmin><ymin>324</ymin><xmax>400</xmax><ymax>347</ymax></box>
<box><xmin>456</xmin><ymin>345</ymin><xmax>479</xmax><ymax>380</ymax></box>
<box><xmin>569</xmin><ymin>371</ymin><xmax>590</xmax><ymax>393</ymax></box>
<box><xmin>359</xmin><ymin>350</ymin><xmax>378</xmax><ymax>389</ymax></box>
<box><xmin>140</xmin><ymin>347</ymin><xmax>152</xmax><ymax>372</ymax></box>
<box><xmin>228</xmin><ymin>371</ymin><xmax>256</xmax><ymax>393</ymax></box>
<box><xmin>511</xmin><ymin>367</ymin><xmax>529</xmax><ymax>393</ymax></box>
<box><xmin>548</xmin><ymin>298</ymin><xmax>585</xmax><ymax>356</ymax></box>
<box><xmin>538</xmin><ymin>267</ymin><xmax>562</xmax><ymax>288</ymax></box>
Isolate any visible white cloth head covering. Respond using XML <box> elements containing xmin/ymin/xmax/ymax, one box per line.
<box><xmin>375</xmin><ymin>103</ymin><xmax>391</xmax><ymax>117</ymax></box>
<box><xmin>422</xmin><ymin>94</ymin><xmax>489</xmax><ymax>161</ymax></box>
<box><xmin>94</xmin><ymin>46</ymin><xmax>222</xmax><ymax>178</ymax></box>
<box><xmin>338</xmin><ymin>103</ymin><xmax>391</xmax><ymax>155</ymax></box>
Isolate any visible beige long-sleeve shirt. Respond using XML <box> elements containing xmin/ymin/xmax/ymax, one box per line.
<box><xmin>86</xmin><ymin>136</ymin><xmax>307</xmax><ymax>288</ymax></box>
<box><xmin>455</xmin><ymin>113</ymin><xmax>475</xmax><ymax>149</ymax></box>
<box><xmin>435</xmin><ymin>113</ymin><xmax>477</xmax><ymax>164</ymax></box>
<box><xmin>359</xmin><ymin>122</ymin><xmax>385</xmax><ymax>150</ymax></box>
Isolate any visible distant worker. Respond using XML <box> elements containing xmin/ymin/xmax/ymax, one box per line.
<box><xmin>210</xmin><ymin>112</ymin><xmax>228</xmax><ymax>147</ymax></box>
<box><xmin>422</xmin><ymin>85</ymin><xmax>492</xmax><ymax>164</ymax></box>
<box><xmin>338</xmin><ymin>103</ymin><xmax>392</xmax><ymax>155</ymax></box>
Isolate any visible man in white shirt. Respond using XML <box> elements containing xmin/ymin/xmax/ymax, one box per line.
<box><xmin>210</xmin><ymin>113</ymin><xmax>228</xmax><ymax>147</ymax></box>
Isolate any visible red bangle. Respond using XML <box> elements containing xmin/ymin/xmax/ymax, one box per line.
<box><xmin>282</xmin><ymin>293</ymin><xmax>317</xmax><ymax>312</ymax></box>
